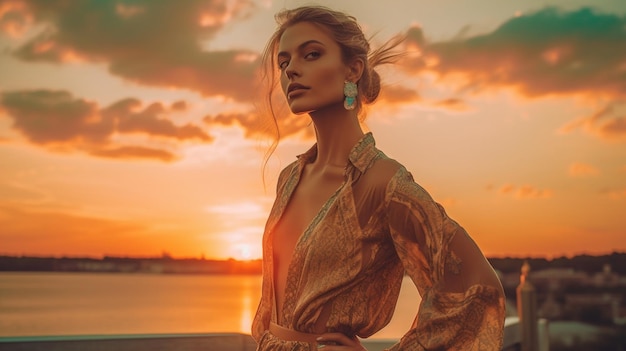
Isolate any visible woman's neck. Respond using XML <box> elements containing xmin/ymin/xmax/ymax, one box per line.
<box><xmin>309</xmin><ymin>104</ymin><xmax>364</xmax><ymax>169</ymax></box>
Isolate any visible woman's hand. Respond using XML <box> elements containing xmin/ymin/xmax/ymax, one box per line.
<box><xmin>316</xmin><ymin>333</ymin><xmax>367</xmax><ymax>350</ymax></box>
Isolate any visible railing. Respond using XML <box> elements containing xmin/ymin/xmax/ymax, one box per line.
<box><xmin>0</xmin><ymin>317</ymin><xmax>547</xmax><ymax>351</ymax></box>
<box><xmin>502</xmin><ymin>317</ymin><xmax>550</xmax><ymax>351</ymax></box>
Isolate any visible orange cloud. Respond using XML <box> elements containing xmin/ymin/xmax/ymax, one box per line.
<box><xmin>115</xmin><ymin>3</ymin><xmax>145</xmax><ymax>19</ymax></box>
<box><xmin>89</xmin><ymin>145</ymin><xmax>177</xmax><ymax>162</ymax></box>
<box><xmin>515</xmin><ymin>185</ymin><xmax>553</xmax><ymax>199</ymax></box>
<box><xmin>400</xmin><ymin>25</ymin><xmax>427</xmax><ymax>72</ymax></box>
<box><xmin>433</xmin><ymin>98</ymin><xmax>469</xmax><ymax>111</ymax></box>
<box><xmin>171</xmin><ymin>100</ymin><xmax>188</xmax><ymax>112</ymax></box>
<box><xmin>6</xmin><ymin>0</ymin><xmax>260</xmax><ymax>102</ymax></box>
<box><xmin>600</xmin><ymin>188</ymin><xmax>626</xmax><ymax>200</ymax></box>
<box><xmin>204</xmin><ymin>110</ymin><xmax>313</xmax><ymax>141</ymax></box>
<box><xmin>378</xmin><ymin>85</ymin><xmax>421</xmax><ymax>104</ymax></box>
<box><xmin>568</xmin><ymin>162</ymin><xmax>600</xmax><ymax>177</ymax></box>
<box><xmin>560</xmin><ymin>102</ymin><xmax>626</xmax><ymax>141</ymax></box>
<box><xmin>205</xmin><ymin>112</ymin><xmax>260</xmax><ymax>138</ymax></box>
<box><xmin>402</xmin><ymin>7</ymin><xmax>626</xmax><ymax>138</ymax></box>
<box><xmin>499</xmin><ymin>184</ymin><xmax>515</xmax><ymax>195</ymax></box>
<box><xmin>0</xmin><ymin>0</ymin><xmax>32</xmax><ymax>38</ymax></box>
<box><xmin>0</xmin><ymin>89</ymin><xmax>211</xmax><ymax>161</ymax></box>
<box><xmin>497</xmin><ymin>183</ymin><xmax>553</xmax><ymax>199</ymax></box>
<box><xmin>419</xmin><ymin>7</ymin><xmax>626</xmax><ymax>100</ymax></box>
<box><xmin>104</xmin><ymin>99</ymin><xmax>210</xmax><ymax>141</ymax></box>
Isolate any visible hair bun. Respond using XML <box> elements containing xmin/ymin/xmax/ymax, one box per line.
<box><xmin>362</xmin><ymin>69</ymin><xmax>381</xmax><ymax>104</ymax></box>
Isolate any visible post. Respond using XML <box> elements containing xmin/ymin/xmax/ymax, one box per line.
<box><xmin>517</xmin><ymin>261</ymin><xmax>538</xmax><ymax>351</ymax></box>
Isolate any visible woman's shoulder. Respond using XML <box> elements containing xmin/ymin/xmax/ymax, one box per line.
<box><xmin>370</xmin><ymin>155</ymin><xmax>402</xmax><ymax>176</ymax></box>
<box><xmin>272</xmin><ymin>160</ymin><xmax>300</xmax><ymax>191</ymax></box>
<box><xmin>278</xmin><ymin>159</ymin><xmax>300</xmax><ymax>176</ymax></box>
<box><xmin>360</xmin><ymin>153</ymin><xmax>408</xmax><ymax>190</ymax></box>
<box><xmin>369</xmin><ymin>151</ymin><xmax>415</xmax><ymax>179</ymax></box>
<box><xmin>370</xmin><ymin>153</ymin><xmax>432</xmax><ymax>199</ymax></box>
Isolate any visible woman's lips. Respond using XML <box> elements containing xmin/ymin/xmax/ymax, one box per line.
<box><xmin>288</xmin><ymin>88</ymin><xmax>307</xmax><ymax>99</ymax></box>
<box><xmin>287</xmin><ymin>83</ymin><xmax>309</xmax><ymax>99</ymax></box>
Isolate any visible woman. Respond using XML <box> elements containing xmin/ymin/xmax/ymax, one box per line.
<box><xmin>252</xmin><ymin>6</ymin><xmax>506</xmax><ymax>351</ymax></box>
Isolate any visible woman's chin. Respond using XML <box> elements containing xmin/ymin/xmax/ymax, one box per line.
<box><xmin>288</xmin><ymin>101</ymin><xmax>342</xmax><ymax>115</ymax></box>
<box><xmin>288</xmin><ymin>104</ymin><xmax>313</xmax><ymax>115</ymax></box>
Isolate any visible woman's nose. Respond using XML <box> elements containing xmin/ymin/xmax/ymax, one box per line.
<box><xmin>285</xmin><ymin>62</ymin><xmax>299</xmax><ymax>79</ymax></box>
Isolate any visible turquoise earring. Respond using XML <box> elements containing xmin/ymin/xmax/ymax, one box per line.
<box><xmin>343</xmin><ymin>81</ymin><xmax>358</xmax><ymax>110</ymax></box>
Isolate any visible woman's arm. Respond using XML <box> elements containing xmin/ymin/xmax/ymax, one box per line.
<box><xmin>385</xmin><ymin>168</ymin><xmax>506</xmax><ymax>351</ymax></box>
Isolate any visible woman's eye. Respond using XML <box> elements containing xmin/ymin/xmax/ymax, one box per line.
<box><xmin>305</xmin><ymin>51</ymin><xmax>320</xmax><ymax>60</ymax></box>
<box><xmin>278</xmin><ymin>60</ymin><xmax>289</xmax><ymax>70</ymax></box>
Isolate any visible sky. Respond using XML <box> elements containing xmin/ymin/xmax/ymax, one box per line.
<box><xmin>0</xmin><ymin>0</ymin><xmax>624</xmax><ymax>260</ymax></box>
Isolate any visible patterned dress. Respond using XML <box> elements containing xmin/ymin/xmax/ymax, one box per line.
<box><xmin>252</xmin><ymin>133</ymin><xmax>506</xmax><ymax>350</ymax></box>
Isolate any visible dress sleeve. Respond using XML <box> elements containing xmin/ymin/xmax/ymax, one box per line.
<box><xmin>384</xmin><ymin>168</ymin><xmax>506</xmax><ymax>351</ymax></box>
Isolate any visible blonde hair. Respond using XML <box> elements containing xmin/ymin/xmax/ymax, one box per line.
<box><xmin>260</xmin><ymin>6</ymin><xmax>404</xmax><ymax>181</ymax></box>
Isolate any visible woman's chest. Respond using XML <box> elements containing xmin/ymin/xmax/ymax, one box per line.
<box><xmin>272</xmin><ymin>171</ymin><xmax>344</xmax><ymax>262</ymax></box>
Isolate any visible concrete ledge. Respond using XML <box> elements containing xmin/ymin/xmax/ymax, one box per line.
<box><xmin>0</xmin><ymin>333</ymin><xmax>257</xmax><ymax>351</ymax></box>
<box><xmin>0</xmin><ymin>317</ymin><xmax>529</xmax><ymax>351</ymax></box>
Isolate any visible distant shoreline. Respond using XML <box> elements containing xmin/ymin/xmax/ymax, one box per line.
<box><xmin>0</xmin><ymin>255</ymin><xmax>262</xmax><ymax>275</ymax></box>
<box><xmin>1</xmin><ymin>252</ymin><xmax>625</xmax><ymax>275</ymax></box>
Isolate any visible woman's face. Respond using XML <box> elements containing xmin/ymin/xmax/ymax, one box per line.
<box><xmin>277</xmin><ymin>21</ymin><xmax>349</xmax><ymax>115</ymax></box>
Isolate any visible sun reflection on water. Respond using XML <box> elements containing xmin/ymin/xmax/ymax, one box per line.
<box><xmin>239</xmin><ymin>276</ymin><xmax>257</xmax><ymax>333</ymax></box>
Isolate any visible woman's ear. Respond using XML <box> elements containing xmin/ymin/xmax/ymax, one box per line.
<box><xmin>346</xmin><ymin>58</ymin><xmax>365</xmax><ymax>82</ymax></box>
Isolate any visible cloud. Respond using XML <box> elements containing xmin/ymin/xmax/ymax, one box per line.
<box><xmin>498</xmin><ymin>183</ymin><xmax>515</xmax><ymax>194</ymax></box>
<box><xmin>497</xmin><ymin>183</ymin><xmax>553</xmax><ymax>199</ymax></box>
<box><xmin>90</xmin><ymin>145</ymin><xmax>176</xmax><ymax>162</ymax></box>
<box><xmin>170</xmin><ymin>100</ymin><xmax>188</xmax><ymax>111</ymax></box>
<box><xmin>401</xmin><ymin>25</ymin><xmax>427</xmax><ymax>72</ymax></box>
<box><xmin>0</xmin><ymin>1</ymin><xmax>33</xmax><ymax>37</ymax></box>
<box><xmin>378</xmin><ymin>84</ymin><xmax>421</xmax><ymax>104</ymax></box>
<box><xmin>417</xmin><ymin>7</ymin><xmax>626</xmax><ymax>100</ymax></box>
<box><xmin>568</xmin><ymin>162</ymin><xmax>600</xmax><ymax>177</ymax></box>
<box><xmin>103</xmin><ymin>98</ymin><xmax>210</xmax><ymax>140</ymax></box>
<box><xmin>400</xmin><ymin>7</ymin><xmax>626</xmax><ymax>138</ymax></box>
<box><xmin>600</xmin><ymin>188</ymin><xmax>626</xmax><ymax>200</ymax></box>
<box><xmin>204</xmin><ymin>111</ymin><xmax>261</xmax><ymax>137</ymax></box>
<box><xmin>0</xmin><ymin>89</ymin><xmax>212</xmax><ymax>161</ymax></box>
<box><xmin>204</xmin><ymin>110</ymin><xmax>313</xmax><ymax>140</ymax></box>
<box><xmin>433</xmin><ymin>98</ymin><xmax>469</xmax><ymax>111</ymax></box>
<box><xmin>560</xmin><ymin>101</ymin><xmax>626</xmax><ymax>141</ymax></box>
<box><xmin>4</xmin><ymin>0</ymin><xmax>260</xmax><ymax>102</ymax></box>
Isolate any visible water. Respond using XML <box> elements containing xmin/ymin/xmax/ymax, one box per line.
<box><xmin>0</xmin><ymin>272</ymin><xmax>420</xmax><ymax>339</ymax></box>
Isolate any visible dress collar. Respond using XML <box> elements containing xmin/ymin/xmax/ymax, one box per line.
<box><xmin>296</xmin><ymin>132</ymin><xmax>378</xmax><ymax>174</ymax></box>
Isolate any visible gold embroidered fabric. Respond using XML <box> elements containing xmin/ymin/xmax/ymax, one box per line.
<box><xmin>252</xmin><ymin>133</ymin><xmax>506</xmax><ymax>350</ymax></box>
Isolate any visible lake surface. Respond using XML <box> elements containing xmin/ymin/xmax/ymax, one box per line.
<box><xmin>0</xmin><ymin>272</ymin><xmax>420</xmax><ymax>339</ymax></box>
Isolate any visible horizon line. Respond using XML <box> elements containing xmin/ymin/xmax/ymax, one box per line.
<box><xmin>2</xmin><ymin>250</ymin><xmax>624</xmax><ymax>261</ymax></box>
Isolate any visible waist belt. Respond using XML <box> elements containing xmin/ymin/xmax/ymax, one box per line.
<box><xmin>269</xmin><ymin>322</ymin><xmax>321</xmax><ymax>344</ymax></box>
